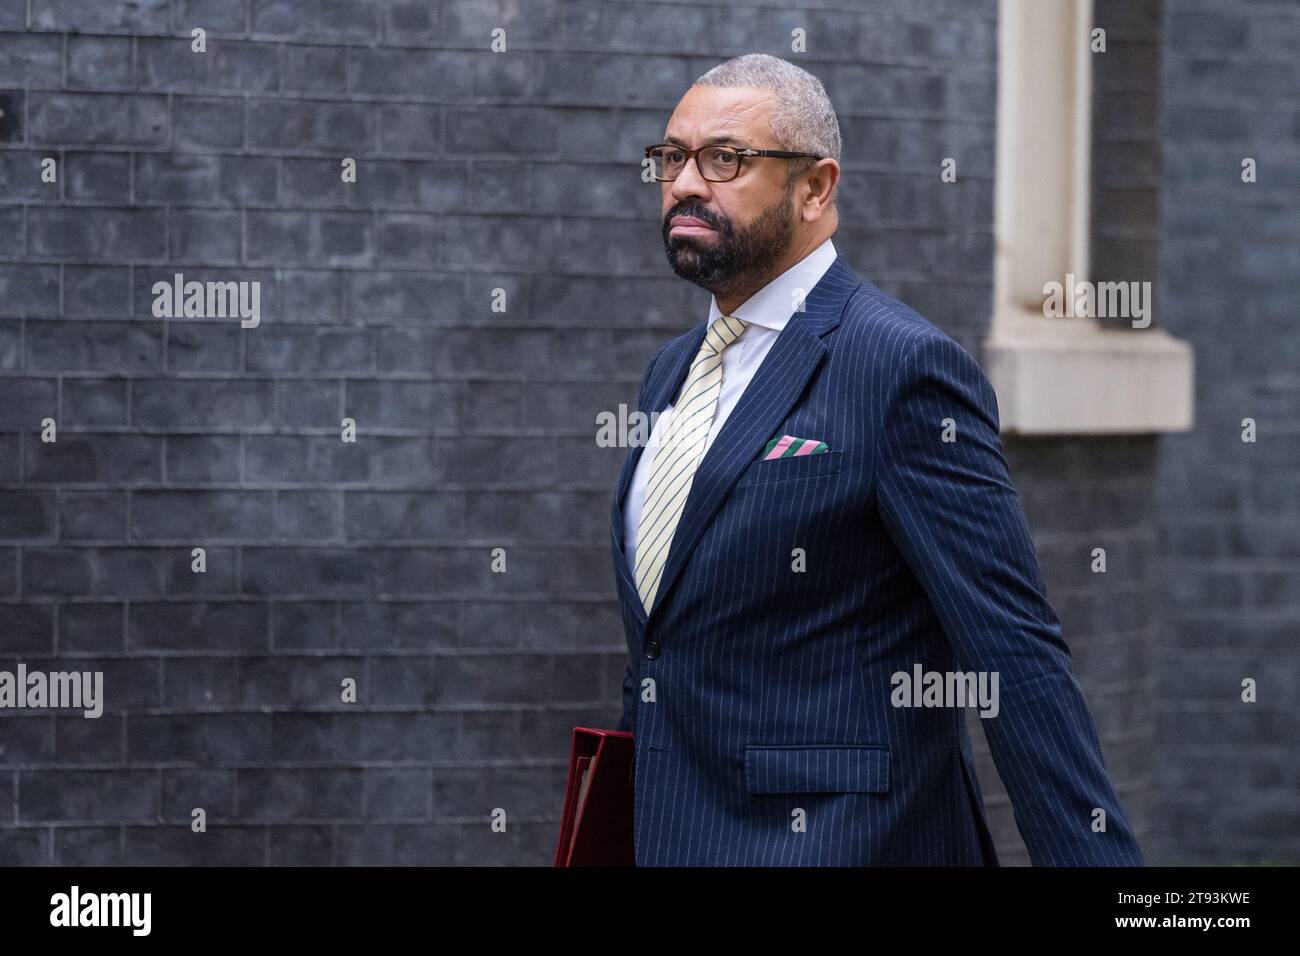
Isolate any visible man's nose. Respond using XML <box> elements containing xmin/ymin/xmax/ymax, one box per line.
<box><xmin>669</xmin><ymin>156</ymin><xmax>712</xmax><ymax>203</ymax></box>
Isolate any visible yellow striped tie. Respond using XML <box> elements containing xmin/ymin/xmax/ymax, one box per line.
<box><xmin>635</xmin><ymin>314</ymin><xmax>748</xmax><ymax>613</ymax></box>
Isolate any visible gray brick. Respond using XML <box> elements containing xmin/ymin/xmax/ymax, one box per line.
<box><xmin>25</xmin><ymin>546</ymin><xmax>165</xmax><ymax>598</ymax></box>
<box><xmin>29</xmin><ymin>207</ymin><xmax>166</xmax><ymax>260</ymax></box>
<box><xmin>67</xmin><ymin>35</ymin><xmax>133</xmax><ymax>88</ymax></box>
<box><xmin>383</xmin><ymin>0</ymin><xmax>439</xmax><ymax>42</ymax></box>
<box><xmin>333</xmin><ymin>822</ymin><xmax>454</xmax><ymax>865</ymax></box>
<box><xmin>250</xmin><ymin>0</ymin><xmax>379</xmax><ymax>41</ymax></box>
<box><xmin>470</xmin><ymin>160</ymin><xmax>528</xmax><ymax>212</ymax></box>
<box><xmin>0</xmin><ymin>264</ymin><xmax>59</xmax><ymax>316</ymax></box>
<box><xmin>268</xmin><ymin>824</ymin><xmax>332</xmax><ymax>864</ymax></box>
<box><xmin>270</xmin><ymin>712</ymin><xmax>459</xmax><ymax>762</ymax></box>
<box><xmin>284</xmin><ymin>45</ymin><xmax>348</xmax><ymax>94</ymax></box>
<box><xmin>59</xmin><ymin>601</ymin><xmax>125</xmax><ymax>652</ymax></box>
<box><xmin>364</xmin><ymin>768</ymin><xmax>431</xmax><ymax>819</ymax></box>
<box><xmin>0</xmin><ymin>206</ymin><xmax>25</xmax><ymax>259</ymax></box>
<box><xmin>352</xmin><ymin>48</ymin><xmax>473</xmax><ymax>97</ymax></box>
<box><xmin>136</xmin><ymin>152</ymin><xmax>277</xmax><ymax>204</ymax></box>
<box><xmin>275</xmin><ymin>378</ymin><xmax>342</xmax><ymax>427</ymax></box>
<box><xmin>344</xmin><ymin>491</ymin><xmax>461</xmax><ymax>541</ymax></box>
<box><xmin>349</xmin><ymin>271</ymin><xmax>464</xmax><ymax>322</ymax></box>
<box><xmin>0</xmin><ymin>828</ymin><xmax>50</xmax><ymax>865</ymax></box>
<box><xmin>0</xmin><ymin>548</ymin><xmax>15</xmax><ymax>595</ymax></box>
<box><xmin>0</xmin><ymin>714</ymin><xmax>55</xmax><ymax>764</ymax></box>
<box><xmin>124</xmin><ymin>824</ymin><xmax>265</xmax><ymax>865</ymax></box>
<box><xmin>0</xmin><ymin>436</ymin><xmax>18</xmax><ymax>482</ymax></box>
<box><xmin>273</xmin><ymin>491</ymin><xmax>343</xmax><ymax>541</ymax></box>
<box><xmin>31</xmin><ymin>0</ymin><xmax>171</xmax><ymax>32</ymax></box>
<box><xmin>445</xmin><ymin>106</ymin><xmax>558</xmax><ymax>154</ymax></box>
<box><xmin>130</xmin><ymin>489</ymin><xmax>274</xmax><ymax>539</ymax></box>
<box><xmin>0</xmin><ymin>490</ymin><xmax>55</xmax><ymax>538</ymax></box>
<box><xmin>127</xmin><ymin>601</ymin><xmax>267</xmax><ymax>651</ymax></box>
<box><xmin>26</xmin><ymin>321</ymin><xmax>163</xmax><ymax>372</ymax></box>
<box><xmin>60</xmin><ymin>379</ymin><xmax>128</xmax><ymax>429</ymax></box>
<box><xmin>237</xmin><ymin>655</ymin><xmax>364</xmax><ymax>708</ymax></box>
<box><xmin>248</xmin><ymin>99</ymin><xmax>375</xmax><ymax>152</ymax></box>
<box><xmin>244</xmin><ymin>434</ymin><xmax>414</xmax><ymax>484</ymax></box>
<box><xmin>269</xmin><ymin>601</ymin><xmax>340</xmax><ymax>650</ymax></box>
<box><xmin>166</xmin><ymin>321</ymin><xmax>242</xmax><ymax>373</ymax></box>
<box><xmin>378</xmin><ymin>103</ymin><xmax>441</xmax><ymax>153</ymax></box>
<box><xmin>137</xmin><ymin>37</ymin><xmax>279</xmax><ymax>92</ymax></box>
<box><xmin>444</xmin><ymin>0</ymin><xmax>559</xmax><ymax>44</ymax></box>
<box><xmin>240</xmin><ymin>547</ymin><xmax>371</xmax><ymax>596</ymax></box>
<box><xmin>63</xmin><ymin>150</ymin><xmax>131</xmax><ymax>200</ymax></box>
<box><xmin>0</xmin><ymin>34</ymin><xmax>63</xmax><ymax>87</ymax></box>
<box><xmin>246</xmin><ymin>210</ymin><xmax>373</xmax><ymax>265</ymax></box>
<box><xmin>236</xmin><ymin>768</ymin><xmax>363</xmax><ymax>820</ymax></box>
<box><xmin>0</xmin><ymin>603</ymin><xmax>55</xmax><ymax>654</ymax></box>
<box><xmin>26</xmin><ymin>435</ymin><xmax>163</xmax><ymax>483</ymax></box>
<box><xmin>53</xmin><ymin>827</ymin><xmax>122</xmax><ymax>865</ymax></box>
<box><xmin>20</xmin><ymin>769</ymin><xmax>157</xmax><ymax>823</ymax></box>
<box><xmin>126</xmin><ymin>713</ymin><xmax>272</xmax><ymax>763</ymax></box>
<box><xmin>431</xmin><ymin>765</ymin><xmax>555</xmax><ymax>818</ymax></box>
<box><xmin>29</xmin><ymin>92</ymin><xmax>169</xmax><ymax>146</ymax></box>
<box><xmin>55</xmin><ymin>713</ymin><xmax>125</xmax><ymax>762</ymax></box>
<box><xmin>281</xmin><ymin>157</ymin><xmax>468</xmax><ymax>210</ymax></box>
<box><xmin>0</xmin><ymin>377</ymin><xmax>58</xmax><ymax>427</ymax></box>
<box><xmin>131</xmin><ymin>378</ymin><xmax>274</xmax><ymax>429</ymax></box>
<box><xmin>171</xmin><ymin>95</ymin><xmax>244</xmax><ymax>149</ymax></box>
<box><xmin>367</xmin><ymin>655</ymin><xmax>436</xmax><ymax>706</ymax></box>
<box><xmin>163</xmin><ymin>434</ymin><xmax>242</xmax><ymax>482</ymax></box>
<box><xmin>161</xmin><ymin>768</ymin><xmax>238</xmax><ymax>821</ymax></box>
<box><xmin>342</xmin><ymin>380</ymin><xmax>459</xmax><ymax>430</ymax></box>
<box><xmin>168</xmin><ymin>209</ymin><xmax>242</xmax><ymax>262</ymax></box>
<box><xmin>337</xmin><ymin>600</ymin><xmax>459</xmax><ymax>651</ymax></box>
<box><xmin>160</xmin><ymin>546</ymin><xmax>241</xmax><ymax>595</ymax></box>
<box><xmin>161</xmin><ymin>658</ymin><xmax>239</xmax><ymax>709</ymax></box>
<box><xmin>246</xmin><ymin>325</ymin><xmax>370</xmax><ymax>373</ymax></box>
<box><xmin>0</xmin><ymin>89</ymin><xmax>25</xmax><ymax>143</ymax></box>
<box><xmin>65</xmin><ymin>266</ymin><xmax>131</xmax><ymax>316</ymax></box>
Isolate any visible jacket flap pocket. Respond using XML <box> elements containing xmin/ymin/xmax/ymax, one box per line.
<box><xmin>743</xmin><ymin>744</ymin><xmax>890</xmax><ymax>794</ymax></box>
<box><xmin>739</xmin><ymin>449</ymin><xmax>844</xmax><ymax>485</ymax></box>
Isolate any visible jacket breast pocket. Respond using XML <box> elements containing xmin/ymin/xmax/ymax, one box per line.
<box><xmin>743</xmin><ymin>743</ymin><xmax>890</xmax><ymax>794</ymax></box>
<box><xmin>737</xmin><ymin>450</ymin><xmax>845</xmax><ymax>486</ymax></box>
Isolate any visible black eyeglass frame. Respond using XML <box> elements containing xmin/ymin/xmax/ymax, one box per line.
<box><xmin>643</xmin><ymin>143</ymin><xmax>824</xmax><ymax>182</ymax></box>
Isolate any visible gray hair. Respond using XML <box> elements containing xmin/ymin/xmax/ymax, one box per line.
<box><xmin>692</xmin><ymin>53</ymin><xmax>841</xmax><ymax>204</ymax></box>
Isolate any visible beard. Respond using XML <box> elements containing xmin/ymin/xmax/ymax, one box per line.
<box><xmin>662</xmin><ymin>184</ymin><xmax>796</xmax><ymax>295</ymax></box>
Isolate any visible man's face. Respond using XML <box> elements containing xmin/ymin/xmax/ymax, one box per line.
<box><xmin>659</xmin><ymin>86</ymin><xmax>799</xmax><ymax>292</ymax></box>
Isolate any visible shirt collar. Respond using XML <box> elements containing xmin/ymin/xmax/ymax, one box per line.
<box><xmin>707</xmin><ymin>236</ymin><xmax>837</xmax><ymax>333</ymax></box>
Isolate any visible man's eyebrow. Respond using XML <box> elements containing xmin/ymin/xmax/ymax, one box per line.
<box><xmin>662</xmin><ymin>134</ymin><xmax>750</xmax><ymax>148</ymax></box>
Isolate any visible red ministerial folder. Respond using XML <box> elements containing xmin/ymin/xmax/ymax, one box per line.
<box><xmin>554</xmin><ymin>727</ymin><xmax>635</xmax><ymax>867</ymax></box>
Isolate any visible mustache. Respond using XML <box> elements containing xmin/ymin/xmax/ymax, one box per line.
<box><xmin>664</xmin><ymin>207</ymin><xmax>723</xmax><ymax>231</ymax></box>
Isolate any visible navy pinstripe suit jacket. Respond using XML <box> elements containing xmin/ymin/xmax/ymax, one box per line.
<box><xmin>609</xmin><ymin>252</ymin><xmax>1144</xmax><ymax>866</ymax></box>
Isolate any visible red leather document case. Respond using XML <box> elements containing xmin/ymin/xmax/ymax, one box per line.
<box><xmin>553</xmin><ymin>727</ymin><xmax>635</xmax><ymax>867</ymax></box>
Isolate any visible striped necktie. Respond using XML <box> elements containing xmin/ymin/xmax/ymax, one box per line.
<box><xmin>635</xmin><ymin>313</ymin><xmax>748</xmax><ymax>614</ymax></box>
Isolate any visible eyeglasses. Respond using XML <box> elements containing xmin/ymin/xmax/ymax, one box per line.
<box><xmin>644</xmin><ymin>143</ymin><xmax>823</xmax><ymax>183</ymax></box>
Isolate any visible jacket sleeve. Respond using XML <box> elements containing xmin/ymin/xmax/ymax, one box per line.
<box><xmin>875</xmin><ymin>331</ymin><xmax>1143</xmax><ymax>866</ymax></box>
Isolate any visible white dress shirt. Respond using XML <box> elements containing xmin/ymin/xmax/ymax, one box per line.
<box><xmin>622</xmin><ymin>236</ymin><xmax>838</xmax><ymax>577</ymax></box>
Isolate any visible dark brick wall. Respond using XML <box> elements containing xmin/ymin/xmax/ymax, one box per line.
<box><xmin>5</xmin><ymin>0</ymin><xmax>1276</xmax><ymax>868</ymax></box>
<box><xmin>1150</xmin><ymin>0</ymin><xmax>1300</xmax><ymax>864</ymax></box>
<box><xmin>0</xmin><ymin>0</ymin><xmax>1007</xmax><ymax>866</ymax></box>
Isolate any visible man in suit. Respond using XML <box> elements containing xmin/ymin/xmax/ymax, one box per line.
<box><xmin>610</xmin><ymin>53</ymin><xmax>1143</xmax><ymax>866</ymax></box>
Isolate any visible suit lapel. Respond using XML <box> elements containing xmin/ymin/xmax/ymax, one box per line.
<box><xmin>611</xmin><ymin>252</ymin><xmax>862</xmax><ymax>627</ymax></box>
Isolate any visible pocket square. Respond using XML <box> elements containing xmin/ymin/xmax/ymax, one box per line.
<box><xmin>760</xmin><ymin>434</ymin><xmax>830</xmax><ymax>459</ymax></box>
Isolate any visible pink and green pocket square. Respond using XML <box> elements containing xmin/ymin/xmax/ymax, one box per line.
<box><xmin>760</xmin><ymin>434</ymin><xmax>830</xmax><ymax>459</ymax></box>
